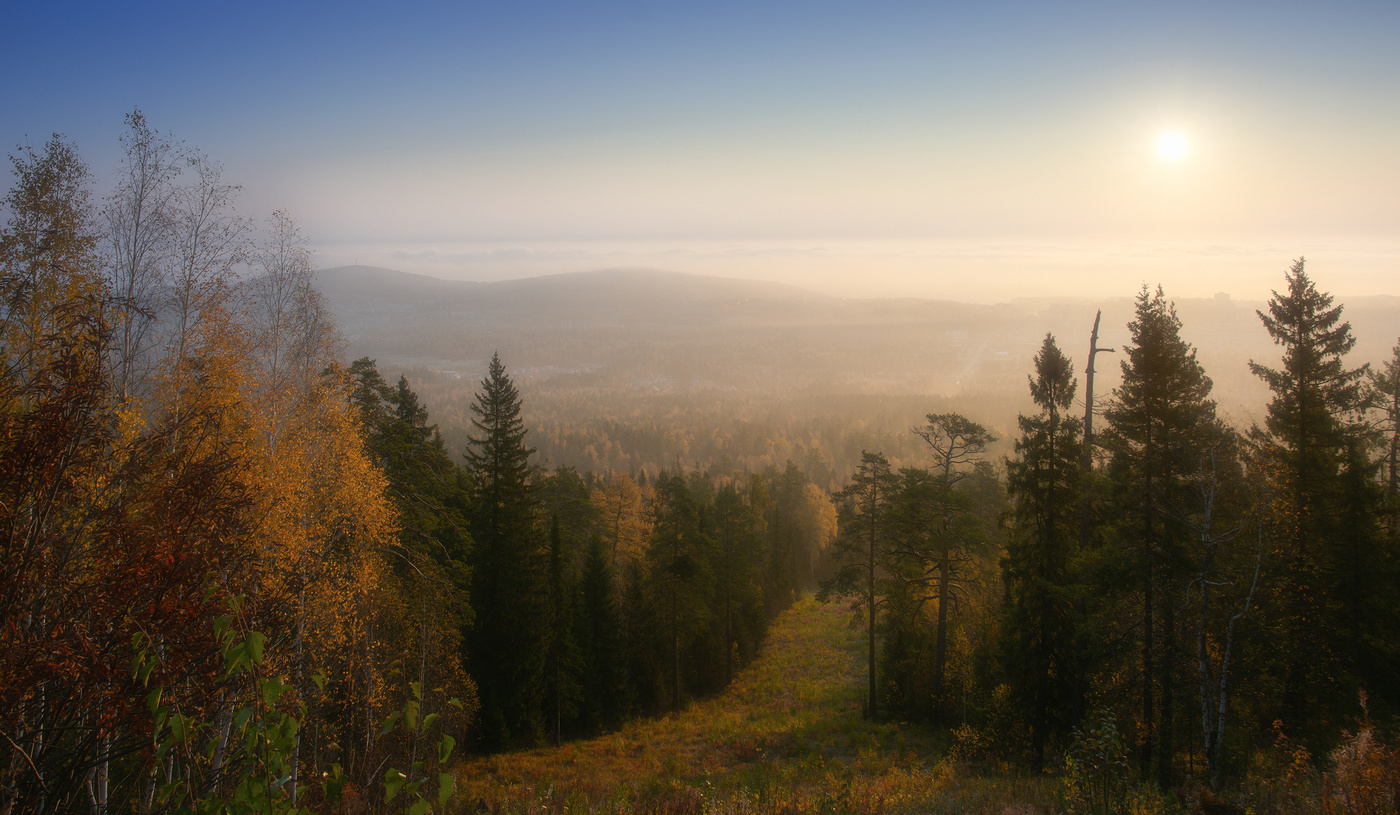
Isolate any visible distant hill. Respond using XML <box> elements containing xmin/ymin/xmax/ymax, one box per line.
<box><xmin>316</xmin><ymin>265</ymin><xmax>987</xmax><ymax>330</ymax></box>
<box><xmin>314</xmin><ymin>265</ymin><xmax>1400</xmax><ymax>423</ymax></box>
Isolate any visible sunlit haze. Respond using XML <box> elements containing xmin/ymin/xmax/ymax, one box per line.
<box><xmin>4</xmin><ymin>1</ymin><xmax>1397</xmax><ymax>302</ymax></box>
<box><xmin>1156</xmin><ymin>131</ymin><xmax>1189</xmax><ymax>162</ymax></box>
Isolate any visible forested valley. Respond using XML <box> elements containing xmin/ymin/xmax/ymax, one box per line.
<box><xmin>4</xmin><ymin>117</ymin><xmax>1400</xmax><ymax>815</ymax></box>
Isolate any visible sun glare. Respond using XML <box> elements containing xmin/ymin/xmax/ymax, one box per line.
<box><xmin>1156</xmin><ymin>130</ymin><xmax>1188</xmax><ymax>162</ymax></box>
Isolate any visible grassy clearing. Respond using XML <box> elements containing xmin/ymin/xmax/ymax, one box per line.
<box><xmin>452</xmin><ymin>597</ymin><xmax>1055</xmax><ymax>815</ymax></box>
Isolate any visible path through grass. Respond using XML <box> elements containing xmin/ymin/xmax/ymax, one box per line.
<box><xmin>454</xmin><ymin>597</ymin><xmax>1055</xmax><ymax>815</ymax></box>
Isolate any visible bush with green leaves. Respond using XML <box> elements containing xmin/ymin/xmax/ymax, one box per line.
<box><xmin>379</xmin><ymin>681</ymin><xmax>461</xmax><ymax>815</ymax></box>
<box><xmin>134</xmin><ymin>597</ymin><xmax>306</xmax><ymax>815</ymax></box>
<box><xmin>134</xmin><ymin>595</ymin><xmax>462</xmax><ymax>815</ymax></box>
<box><xmin>1063</xmin><ymin>710</ymin><xmax>1130</xmax><ymax>815</ymax></box>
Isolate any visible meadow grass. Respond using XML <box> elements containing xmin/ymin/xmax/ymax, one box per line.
<box><xmin>452</xmin><ymin>597</ymin><xmax>1056</xmax><ymax>815</ymax></box>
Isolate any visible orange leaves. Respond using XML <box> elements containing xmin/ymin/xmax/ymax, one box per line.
<box><xmin>592</xmin><ymin>473</ymin><xmax>653</xmax><ymax>574</ymax></box>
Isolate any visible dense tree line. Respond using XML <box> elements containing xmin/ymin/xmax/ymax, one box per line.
<box><xmin>821</xmin><ymin>268</ymin><xmax>1400</xmax><ymax>790</ymax></box>
<box><xmin>456</xmin><ymin>355</ymin><xmax>836</xmax><ymax>747</ymax></box>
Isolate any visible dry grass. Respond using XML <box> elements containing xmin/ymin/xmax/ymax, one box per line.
<box><xmin>450</xmin><ymin>597</ymin><xmax>1055</xmax><ymax>815</ymax></box>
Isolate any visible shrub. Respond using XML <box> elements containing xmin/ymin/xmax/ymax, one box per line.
<box><xmin>1324</xmin><ymin>693</ymin><xmax>1400</xmax><ymax>815</ymax></box>
<box><xmin>1063</xmin><ymin>710</ymin><xmax>1130</xmax><ymax>815</ymax></box>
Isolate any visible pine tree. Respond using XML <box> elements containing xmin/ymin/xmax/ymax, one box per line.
<box><xmin>909</xmin><ymin>414</ymin><xmax>994</xmax><ymax>718</ymax></box>
<box><xmin>1003</xmin><ymin>333</ymin><xmax>1082</xmax><ymax>771</ymax></box>
<box><xmin>1103</xmin><ymin>286</ymin><xmax>1214</xmax><ymax>787</ymax></box>
<box><xmin>819</xmin><ymin>451</ymin><xmax>896</xmax><ymax>719</ymax></box>
<box><xmin>464</xmin><ymin>352</ymin><xmax>546</xmax><ymax>747</ymax></box>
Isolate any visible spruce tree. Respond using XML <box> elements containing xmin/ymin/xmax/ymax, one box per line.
<box><xmin>1247</xmin><ymin>260</ymin><xmax>1376</xmax><ymax>731</ymax></box>
<box><xmin>1003</xmin><ymin>333</ymin><xmax>1082</xmax><ymax>771</ymax></box>
<box><xmin>464</xmin><ymin>352</ymin><xmax>547</xmax><ymax>747</ymax></box>
<box><xmin>712</xmin><ymin>481</ymin><xmax>765</xmax><ymax>688</ymax></box>
<box><xmin>544</xmin><ymin>516</ymin><xmax>582</xmax><ymax>744</ymax></box>
<box><xmin>1104</xmin><ymin>286</ymin><xmax>1214</xmax><ymax>787</ymax></box>
<box><xmin>646</xmin><ymin>470</ymin><xmax>712</xmax><ymax>714</ymax></box>
<box><xmin>577</xmin><ymin>530</ymin><xmax>627</xmax><ymax>731</ymax></box>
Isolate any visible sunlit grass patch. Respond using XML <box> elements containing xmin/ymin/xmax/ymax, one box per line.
<box><xmin>453</xmin><ymin>596</ymin><xmax>1053</xmax><ymax>815</ymax></box>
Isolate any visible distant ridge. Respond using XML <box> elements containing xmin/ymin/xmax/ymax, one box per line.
<box><xmin>312</xmin><ymin>264</ymin><xmax>1400</xmax><ymax>415</ymax></box>
<box><xmin>316</xmin><ymin>265</ymin><xmax>830</xmax><ymax>312</ymax></box>
<box><xmin>314</xmin><ymin>265</ymin><xmax>989</xmax><ymax>331</ymax></box>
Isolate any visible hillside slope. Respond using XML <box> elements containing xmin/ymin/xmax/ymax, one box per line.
<box><xmin>453</xmin><ymin>597</ymin><xmax>1053</xmax><ymax>815</ymax></box>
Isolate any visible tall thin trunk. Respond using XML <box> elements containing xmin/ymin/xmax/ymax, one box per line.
<box><xmin>1076</xmin><ymin>310</ymin><xmax>1112</xmax><ymax>727</ymax></box>
<box><xmin>207</xmin><ymin>695</ymin><xmax>232</xmax><ymax>798</ymax></box>
<box><xmin>725</xmin><ymin>528</ymin><xmax>733</xmax><ymax>688</ymax></box>
<box><xmin>672</xmin><ymin>584</ymin><xmax>680</xmax><ymax>715</ymax></box>
<box><xmin>291</xmin><ymin>582</ymin><xmax>305</xmax><ymax>806</ymax></box>
<box><xmin>95</xmin><ymin>734</ymin><xmax>109</xmax><ymax>815</ymax></box>
<box><xmin>932</xmin><ymin>555</ymin><xmax>950</xmax><ymax>710</ymax></box>
<box><xmin>1141</xmin><ymin>507</ymin><xmax>1155</xmax><ymax>783</ymax></box>
<box><xmin>1159</xmin><ymin>596</ymin><xmax>1175</xmax><ymax>789</ymax></box>
<box><xmin>868</xmin><ymin>483</ymin><xmax>878</xmax><ymax>720</ymax></box>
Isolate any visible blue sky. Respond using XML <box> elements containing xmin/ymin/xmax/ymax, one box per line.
<box><xmin>4</xmin><ymin>1</ymin><xmax>1398</xmax><ymax>300</ymax></box>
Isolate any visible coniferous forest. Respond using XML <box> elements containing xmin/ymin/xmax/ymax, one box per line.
<box><xmin>4</xmin><ymin>118</ymin><xmax>1400</xmax><ymax>815</ymax></box>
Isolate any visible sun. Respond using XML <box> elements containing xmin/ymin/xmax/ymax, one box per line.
<box><xmin>1156</xmin><ymin>130</ymin><xmax>1188</xmax><ymax>162</ymax></box>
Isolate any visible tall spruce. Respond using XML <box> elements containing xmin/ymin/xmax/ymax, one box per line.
<box><xmin>544</xmin><ymin>516</ymin><xmax>582</xmax><ymax>745</ymax></box>
<box><xmin>647</xmin><ymin>470</ymin><xmax>711</xmax><ymax>714</ymax></box>
<box><xmin>577</xmin><ymin>530</ymin><xmax>627</xmax><ymax>731</ymax></box>
<box><xmin>712</xmin><ymin>481</ymin><xmax>765</xmax><ymax>688</ymax></box>
<box><xmin>1247</xmin><ymin>260</ymin><xmax>1377</xmax><ymax>731</ymax></box>
<box><xmin>1003</xmin><ymin>333</ymin><xmax>1082</xmax><ymax>771</ymax></box>
<box><xmin>1370</xmin><ymin>339</ymin><xmax>1400</xmax><ymax>529</ymax></box>
<box><xmin>1103</xmin><ymin>286</ymin><xmax>1214</xmax><ymax>788</ymax></box>
<box><xmin>464</xmin><ymin>352</ymin><xmax>546</xmax><ymax>747</ymax></box>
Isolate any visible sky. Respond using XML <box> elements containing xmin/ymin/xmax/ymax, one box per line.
<box><xmin>4</xmin><ymin>1</ymin><xmax>1398</xmax><ymax>302</ymax></box>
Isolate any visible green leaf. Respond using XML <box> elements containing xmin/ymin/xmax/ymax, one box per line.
<box><xmin>170</xmin><ymin>712</ymin><xmax>187</xmax><ymax>742</ymax></box>
<box><xmin>448</xmin><ymin>698</ymin><xmax>463</xmax><ymax>710</ymax></box>
<box><xmin>384</xmin><ymin>768</ymin><xmax>406</xmax><ymax>802</ymax></box>
<box><xmin>261</xmin><ymin>676</ymin><xmax>289</xmax><ymax>707</ymax></box>
<box><xmin>438</xmin><ymin>771</ymin><xmax>455</xmax><ymax>803</ymax></box>
<box><xmin>245</xmin><ymin>631</ymin><xmax>266</xmax><ymax>664</ymax></box>
<box><xmin>380</xmin><ymin>710</ymin><xmax>402</xmax><ymax>736</ymax></box>
<box><xmin>233</xmin><ymin>706</ymin><xmax>253</xmax><ymax>732</ymax></box>
<box><xmin>312</xmin><ymin>672</ymin><xmax>327</xmax><ymax>692</ymax></box>
<box><xmin>136</xmin><ymin>657</ymin><xmax>156</xmax><ymax>687</ymax></box>
<box><xmin>438</xmin><ymin>734</ymin><xmax>456</xmax><ymax>764</ymax></box>
<box><xmin>405</xmin><ymin>699</ymin><xmax>420</xmax><ymax>731</ymax></box>
<box><xmin>409</xmin><ymin>797</ymin><xmax>432</xmax><ymax>815</ymax></box>
<box><xmin>422</xmin><ymin>712</ymin><xmax>440</xmax><ymax>732</ymax></box>
<box><xmin>147</xmin><ymin>687</ymin><xmax>163</xmax><ymax>715</ymax></box>
<box><xmin>224</xmin><ymin>644</ymin><xmax>249</xmax><ymax>677</ymax></box>
<box><xmin>411</xmin><ymin>681</ymin><xmax>423</xmax><ymax>701</ymax></box>
<box><xmin>323</xmin><ymin>766</ymin><xmax>347</xmax><ymax>804</ymax></box>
